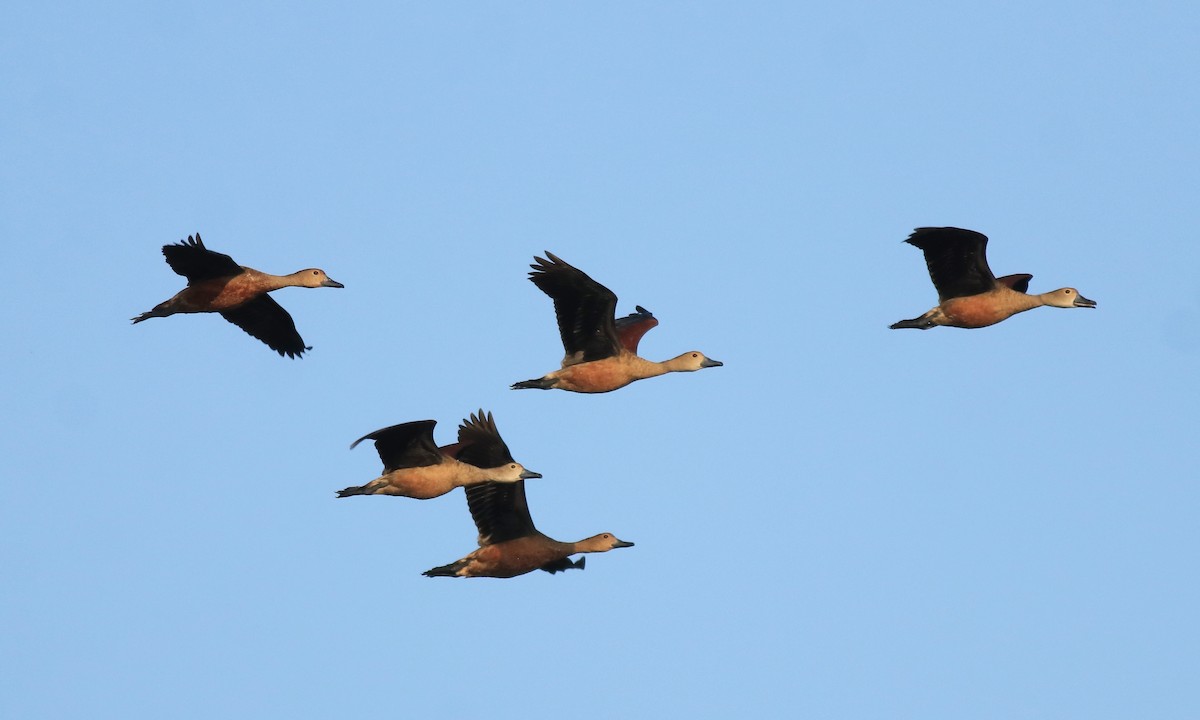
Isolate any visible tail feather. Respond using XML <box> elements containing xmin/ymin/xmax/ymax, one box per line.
<box><xmin>889</xmin><ymin>316</ymin><xmax>934</xmax><ymax>330</ymax></box>
<box><xmin>336</xmin><ymin>475</ymin><xmax>390</xmax><ymax>497</ymax></box>
<box><xmin>131</xmin><ymin>301</ymin><xmax>173</xmax><ymax>324</ymax></box>
<box><xmin>423</xmin><ymin>560</ymin><xmax>466</xmax><ymax>578</ymax></box>
<box><xmin>131</xmin><ymin>309</ymin><xmax>162</xmax><ymax>324</ymax></box>
<box><xmin>511</xmin><ymin>377</ymin><xmax>555</xmax><ymax>390</ymax></box>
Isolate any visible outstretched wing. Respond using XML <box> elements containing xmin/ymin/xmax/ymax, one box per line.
<box><xmin>528</xmin><ymin>252</ymin><xmax>621</xmax><ymax>365</ymax></box>
<box><xmin>350</xmin><ymin>419</ymin><xmax>443</xmax><ymax>472</ymax></box>
<box><xmin>454</xmin><ymin>410</ymin><xmax>516</xmax><ymax>466</ymax></box>
<box><xmin>996</xmin><ymin>273</ymin><xmax>1033</xmax><ymax>294</ymax></box>
<box><xmin>464</xmin><ymin>480</ymin><xmax>537</xmax><ymax>546</ymax></box>
<box><xmin>614</xmin><ymin>305</ymin><xmax>659</xmax><ymax>355</ymax></box>
<box><xmin>219</xmin><ymin>295</ymin><xmax>309</xmax><ymax>358</ymax></box>
<box><xmin>162</xmin><ymin>234</ymin><xmax>243</xmax><ymax>284</ymax></box>
<box><xmin>904</xmin><ymin>227</ymin><xmax>996</xmax><ymax>301</ymax></box>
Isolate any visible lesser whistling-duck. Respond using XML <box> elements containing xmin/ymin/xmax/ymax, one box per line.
<box><xmin>132</xmin><ymin>234</ymin><xmax>343</xmax><ymax>357</ymax></box>
<box><xmin>890</xmin><ymin>227</ymin><xmax>1096</xmax><ymax>330</ymax></box>
<box><xmin>337</xmin><ymin>411</ymin><xmax>541</xmax><ymax>501</ymax></box>
<box><xmin>422</xmin><ymin>444</ymin><xmax>633</xmax><ymax>578</ymax></box>
<box><xmin>512</xmin><ymin>252</ymin><xmax>722</xmax><ymax>393</ymax></box>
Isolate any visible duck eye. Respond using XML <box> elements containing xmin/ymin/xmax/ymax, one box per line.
<box><xmin>692</xmin><ymin>353</ymin><xmax>698</xmax><ymax>358</ymax></box>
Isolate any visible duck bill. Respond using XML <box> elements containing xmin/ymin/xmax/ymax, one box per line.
<box><xmin>322</xmin><ymin>278</ymin><xmax>345</xmax><ymax>288</ymax></box>
<box><xmin>1073</xmin><ymin>294</ymin><xmax>1096</xmax><ymax>308</ymax></box>
<box><xmin>520</xmin><ymin>469</ymin><xmax>543</xmax><ymax>480</ymax></box>
<box><xmin>614</xmin><ymin>540</ymin><xmax>635</xmax><ymax>548</ymax></box>
<box><xmin>700</xmin><ymin>358</ymin><xmax>723</xmax><ymax>368</ymax></box>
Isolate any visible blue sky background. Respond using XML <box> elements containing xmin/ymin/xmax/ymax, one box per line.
<box><xmin>3</xmin><ymin>2</ymin><xmax>1199</xmax><ymax>718</ymax></box>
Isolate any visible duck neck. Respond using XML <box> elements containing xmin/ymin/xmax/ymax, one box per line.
<box><xmin>566</xmin><ymin>538</ymin><xmax>593</xmax><ymax>554</ymax></box>
<box><xmin>454</xmin><ymin>461</ymin><xmax>493</xmax><ymax>487</ymax></box>
<box><xmin>628</xmin><ymin>355</ymin><xmax>671</xmax><ymax>378</ymax></box>
<box><xmin>1006</xmin><ymin>289</ymin><xmax>1046</xmax><ymax>314</ymax></box>
<box><xmin>242</xmin><ymin>268</ymin><xmax>298</xmax><ymax>291</ymax></box>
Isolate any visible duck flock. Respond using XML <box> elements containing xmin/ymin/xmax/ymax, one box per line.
<box><xmin>133</xmin><ymin>227</ymin><xmax>1095</xmax><ymax>579</ymax></box>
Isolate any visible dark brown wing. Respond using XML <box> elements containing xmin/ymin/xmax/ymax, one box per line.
<box><xmin>350</xmin><ymin>419</ymin><xmax>442</xmax><ymax>472</ymax></box>
<box><xmin>464</xmin><ymin>480</ymin><xmax>536</xmax><ymax>546</ymax></box>
<box><xmin>528</xmin><ymin>253</ymin><xmax>621</xmax><ymax>364</ymax></box>
<box><xmin>454</xmin><ymin>410</ymin><xmax>516</xmax><ymax>466</ymax></box>
<box><xmin>162</xmin><ymin>234</ymin><xmax>243</xmax><ymax>283</ymax></box>
<box><xmin>996</xmin><ymin>273</ymin><xmax>1033</xmax><ymax>294</ymax></box>
<box><xmin>904</xmin><ymin>227</ymin><xmax>996</xmax><ymax>301</ymax></box>
<box><xmin>614</xmin><ymin>305</ymin><xmax>659</xmax><ymax>355</ymax></box>
<box><xmin>219</xmin><ymin>295</ymin><xmax>309</xmax><ymax>358</ymax></box>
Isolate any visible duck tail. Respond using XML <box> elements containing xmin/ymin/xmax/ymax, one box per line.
<box><xmin>511</xmin><ymin>376</ymin><xmax>555</xmax><ymax>390</ymax></box>
<box><xmin>889</xmin><ymin>316</ymin><xmax>934</xmax><ymax>330</ymax></box>
<box><xmin>131</xmin><ymin>299</ymin><xmax>175</xmax><ymax>324</ymax></box>
<box><xmin>335</xmin><ymin>484</ymin><xmax>368</xmax><ymax>498</ymax></box>
<box><xmin>422</xmin><ymin>560</ymin><xmax>465</xmax><ymax>578</ymax></box>
<box><xmin>130</xmin><ymin>308</ymin><xmax>165</xmax><ymax>324</ymax></box>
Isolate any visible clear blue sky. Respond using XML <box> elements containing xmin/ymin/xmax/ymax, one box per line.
<box><xmin>3</xmin><ymin>2</ymin><xmax>1199</xmax><ymax>718</ymax></box>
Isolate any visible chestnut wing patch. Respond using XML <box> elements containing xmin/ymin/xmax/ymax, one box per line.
<box><xmin>614</xmin><ymin>305</ymin><xmax>659</xmax><ymax>354</ymax></box>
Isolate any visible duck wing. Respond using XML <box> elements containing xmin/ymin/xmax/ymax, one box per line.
<box><xmin>905</xmin><ymin>227</ymin><xmax>996</xmax><ymax>300</ymax></box>
<box><xmin>454</xmin><ymin>410</ymin><xmax>516</xmax><ymax>465</ymax></box>
<box><xmin>614</xmin><ymin>305</ymin><xmax>659</xmax><ymax>354</ymax></box>
<box><xmin>464</xmin><ymin>480</ymin><xmax>537</xmax><ymax>546</ymax></box>
<box><xmin>162</xmin><ymin>234</ymin><xmax>243</xmax><ymax>283</ymax></box>
<box><xmin>350</xmin><ymin>419</ymin><xmax>443</xmax><ymax>471</ymax></box>
<box><xmin>996</xmin><ymin>273</ymin><xmax>1033</xmax><ymax>294</ymax></box>
<box><xmin>456</xmin><ymin>410</ymin><xmax>533</xmax><ymax>545</ymax></box>
<box><xmin>219</xmin><ymin>295</ymin><xmax>309</xmax><ymax>358</ymax></box>
<box><xmin>528</xmin><ymin>252</ymin><xmax>621</xmax><ymax>365</ymax></box>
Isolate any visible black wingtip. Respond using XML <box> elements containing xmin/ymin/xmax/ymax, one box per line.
<box><xmin>276</xmin><ymin>344</ymin><xmax>312</xmax><ymax>359</ymax></box>
<box><xmin>904</xmin><ymin>226</ymin><xmax>987</xmax><ymax>250</ymax></box>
